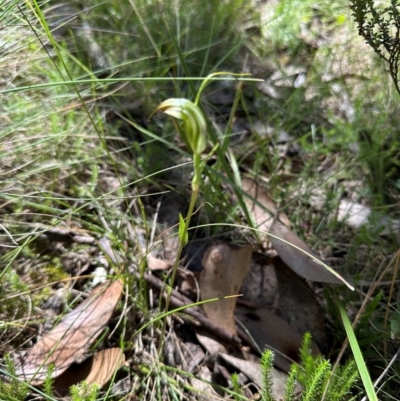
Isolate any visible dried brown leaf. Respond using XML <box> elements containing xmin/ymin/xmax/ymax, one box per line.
<box><xmin>147</xmin><ymin>254</ymin><xmax>173</xmax><ymax>271</ymax></box>
<box><xmin>16</xmin><ymin>280</ymin><xmax>123</xmax><ymax>384</ymax></box>
<box><xmin>200</xmin><ymin>243</ymin><xmax>252</xmax><ymax>335</ymax></box>
<box><xmin>269</xmin><ymin>220</ymin><xmax>353</xmax><ymax>289</ymax></box>
<box><xmin>52</xmin><ymin>348</ymin><xmax>125</xmax><ymax>397</ymax></box>
<box><xmin>241</xmin><ymin>178</ymin><xmax>290</xmax><ymax>239</ymax></box>
<box><xmin>195</xmin><ymin>330</ymin><xmax>228</xmax><ymax>355</ymax></box>
<box><xmin>240</xmin><ymin>255</ymin><xmax>327</xmax><ymax>351</ymax></box>
<box><xmin>190</xmin><ymin>366</ymin><xmax>221</xmax><ymax>400</ymax></box>
<box><xmin>83</xmin><ymin>347</ymin><xmax>124</xmax><ymax>387</ymax></box>
<box><xmin>236</xmin><ymin>304</ymin><xmax>320</xmax><ymax>372</ymax></box>
<box><xmin>219</xmin><ymin>353</ymin><xmax>291</xmax><ymax>398</ymax></box>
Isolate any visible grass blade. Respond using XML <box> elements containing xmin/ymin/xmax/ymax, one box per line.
<box><xmin>339</xmin><ymin>302</ymin><xmax>377</xmax><ymax>401</ymax></box>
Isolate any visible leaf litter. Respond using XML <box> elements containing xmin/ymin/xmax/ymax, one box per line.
<box><xmin>15</xmin><ymin>280</ymin><xmax>123</xmax><ymax>385</ymax></box>
<box><xmin>200</xmin><ymin>243</ymin><xmax>252</xmax><ymax>336</ymax></box>
<box><xmin>9</xmin><ymin>175</ymin><xmax>353</xmax><ymax>399</ymax></box>
<box><xmin>52</xmin><ymin>348</ymin><xmax>125</xmax><ymax>397</ymax></box>
<box><xmin>4</xmin><ymin>3</ymin><xmax>390</xmax><ymax>396</ymax></box>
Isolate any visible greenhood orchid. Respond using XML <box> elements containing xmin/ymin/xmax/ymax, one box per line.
<box><xmin>152</xmin><ymin>98</ymin><xmax>207</xmax><ymax>155</ymax></box>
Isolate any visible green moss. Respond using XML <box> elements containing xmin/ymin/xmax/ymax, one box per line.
<box><xmin>0</xmin><ymin>270</ymin><xmax>30</xmax><ymax>320</ymax></box>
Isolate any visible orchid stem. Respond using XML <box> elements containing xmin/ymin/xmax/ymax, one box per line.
<box><xmin>159</xmin><ymin>152</ymin><xmax>203</xmax><ymax>356</ymax></box>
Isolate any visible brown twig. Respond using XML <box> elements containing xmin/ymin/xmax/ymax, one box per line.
<box><xmin>0</xmin><ymin>222</ymin><xmax>96</xmax><ymax>245</ymax></box>
<box><xmin>40</xmin><ymin>227</ymin><xmax>96</xmax><ymax>245</ymax></box>
<box><xmin>99</xmin><ymin>236</ymin><xmax>242</xmax><ymax>345</ymax></box>
<box><xmin>142</xmin><ymin>272</ymin><xmax>242</xmax><ymax>346</ymax></box>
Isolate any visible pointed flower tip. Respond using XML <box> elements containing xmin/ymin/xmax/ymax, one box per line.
<box><xmin>153</xmin><ymin>98</ymin><xmax>207</xmax><ymax>155</ymax></box>
<box><xmin>156</xmin><ymin>98</ymin><xmax>187</xmax><ymax>118</ymax></box>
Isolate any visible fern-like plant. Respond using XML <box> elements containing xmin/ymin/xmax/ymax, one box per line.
<box><xmin>0</xmin><ymin>355</ymin><xmax>29</xmax><ymax>401</ymax></box>
<box><xmin>260</xmin><ymin>333</ymin><xmax>359</xmax><ymax>401</ymax></box>
<box><xmin>69</xmin><ymin>381</ymin><xmax>99</xmax><ymax>401</ymax></box>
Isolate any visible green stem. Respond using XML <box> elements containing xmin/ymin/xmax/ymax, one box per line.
<box><xmin>169</xmin><ymin>153</ymin><xmax>202</xmax><ymax>294</ymax></box>
<box><xmin>194</xmin><ymin>71</ymin><xmax>251</xmax><ymax>106</ymax></box>
<box><xmin>159</xmin><ymin>153</ymin><xmax>203</xmax><ymax>352</ymax></box>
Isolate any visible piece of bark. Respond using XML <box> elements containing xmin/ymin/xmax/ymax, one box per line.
<box><xmin>200</xmin><ymin>243</ymin><xmax>252</xmax><ymax>335</ymax></box>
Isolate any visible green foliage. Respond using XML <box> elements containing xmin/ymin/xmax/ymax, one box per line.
<box><xmin>390</xmin><ymin>310</ymin><xmax>400</xmax><ymax>339</ymax></box>
<box><xmin>0</xmin><ymin>358</ymin><xmax>99</xmax><ymax>401</ymax></box>
<box><xmin>339</xmin><ymin>304</ymin><xmax>377</xmax><ymax>401</ymax></box>
<box><xmin>0</xmin><ymin>355</ymin><xmax>28</xmax><ymax>401</ymax></box>
<box><xmin>69</xmin><ymin>381</ymin><xmax>99</xmax><ymax>401</ymax></box>
<box><xmin>349</xmin><ymin>0</ymin><xmax>400</xmax><ymax>94</ymax></box>
<box><xmin>259</xmin><ymin>333</ymin><xmax>359</xmax><ymax>401</ymax></box>
<box><xmin>262</xmin><ymin>0</ymin><xmax>345</xmax><ymax>52</ymax></box>
<box><xmin>43</xmin><ymin>365</ymin><xmax>55</xmax><ymax>398</ymax></box>
<box><xmin>284</xmin><ymin>364</ymin><xmax>298</xmax><ymax>401</ymax></box>
<box><xmin>66</xmin><ymin>0</ymin><xmax>258</xmax><ymax>106</ymax></box>
<box><xmin>154</xmin><ymin>98</ymin><xmax>207</xmax><ymax>155</ymax></box>
<box><xmin>0</xmin><ymin>270</ymin><xmax>30</xmax><ymax>321</ymax></box>
<box><xmin>2</xmin><ymin>0</ymin><xmax>399</xmax><ymax>400</ymax></box>
<box><xmin>0</xmin><ymin>247</ymin><xmax>69</xmax><ymax>325</ymax></box>
<box><xmin>260</xmin><ymin>349</ymin><xmax>275</xmax><ymax>401</ymax></box>
<box><xmin>230</xmin><ymin>373</ymin><xmax>244</xmax><ymax>401</ymax></box>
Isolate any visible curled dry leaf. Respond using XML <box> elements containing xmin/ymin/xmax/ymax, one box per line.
<box><xmin>191</xmin><ymin>366</ymin><xmax>220</xmax><ymax>400</ymax></box>
<box><xmin>240</xmin><ymin>255</ymin><xmax>327</xmax><ymax>352</ymax></box>
<box><xmin>53</xmin><ymin>348</ymin><xmax>125</xmax><ymax>397</ymax></box>
<box><xmin>269</xmin><ymin>220</ymin><xmax>354</xmax><ymax>289</ymax></box>
<box><xmin>196</xmin><ymin>329</ymin><xmax>228</xmax><ymax>355</ymax></box>
<box><xmin>236</xmin><ymin>304</ymin><xmax>320</xmax><ymax>372</ymax></box>
<box><xmin>146</xmin><ymin>253</ymin><xmax>173</xmax><ymax>271</ymax></box>
<box><xmin>241</xmin><ymin>178</ymin><xmax>290</xmax><ymax>242</ymax></box>
<box><xmin>16</xmin><ymin>280</ymin><xmax>123</xmax><ymax>384</ymax></box>
<box><xmin>180</xmin><ymin>342</ymin><xmax>205</xmax><ymax>373</ymax></box>
<box><xmin>200</xmin><ymin>243</ymin><xmax>252</xmax><ymax>335</ymax></box>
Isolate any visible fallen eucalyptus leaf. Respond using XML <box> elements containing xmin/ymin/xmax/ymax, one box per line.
<box><xmin>200</xmin><ymin>243</ymin><xmax>252</xmax><ymax>335</ymax></box>
<box><xmin>190</xmin><ymin>366</ymin><xmax>220</xmax><ymax>400</ymax></box>
<box><xmin>240</xmin><ymin>255</ymin><xmax>327</xmax><ymax>352</ymax></box>
<box><xmin>241</xmin><ymin>178</ymin><xmax>290</xmax><ymax>243</ymax></box>
<box><xmin>52</xmin><ymin>348</ymin><xmax>125</xmax><ymax>397</ymax></box>
<box><xmin>236</xmin><ymin>304</ymin><xmax>320</xmax><ymax>372</ymax></box>
<box><xmin>269</xmin><ymin>220</ymin><xmax>354</xmax><ymax>290</ymax></box>
<box><xmin>16</xmin><ymin>280</ymin><xmax>123</xmax><ymax>384</ymax></box>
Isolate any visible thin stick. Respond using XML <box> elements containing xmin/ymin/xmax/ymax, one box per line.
<box><xmin>142</xmin><ymin>272</ymin><xmax>242</xmax><ymax>346</ymax></box>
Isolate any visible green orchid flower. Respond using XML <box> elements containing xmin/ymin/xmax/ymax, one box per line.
<box><xmin>153</xmin><ymin>98</ymin><xmax>207</xmax><ymax>155</ymax></box>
